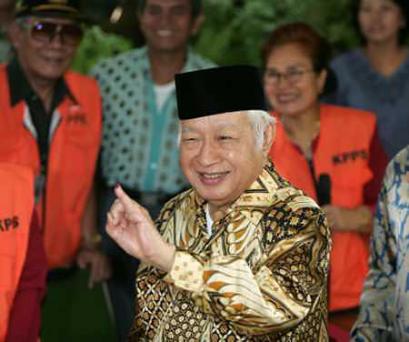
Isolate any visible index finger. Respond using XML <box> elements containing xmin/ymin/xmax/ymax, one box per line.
<box><xmin>114</xmin><ymin>184</ymin><xmax>148</xmax><ymax>217</ymax></box>
<box><xmin>114</xmin><ymin>184</ymin><xmax>136</xmax><ymax>209</ymax></box>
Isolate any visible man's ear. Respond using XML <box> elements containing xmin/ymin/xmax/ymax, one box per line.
<box><xmin>262</xmin><ymin>123</ymin><xmax>275</xmax><ymax>156</ymax></box>
<box><xmin>8</xmin><ymin>21</ymin><xmax>22</xmax><ymax>49</ymax></box>
<box><xmin>191</xmin><ymin>12</ymin><xmax>204</xmax><ymax>36</ymax></box>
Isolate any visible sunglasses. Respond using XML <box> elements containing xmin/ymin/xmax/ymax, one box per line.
<box><xmin>24</xmin><ymin>20</ymin><xmax>84</xmax><ymax>46</ymax></box>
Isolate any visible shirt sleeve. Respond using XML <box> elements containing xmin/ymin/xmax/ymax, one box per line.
<box><xmin>6</xmin><ymin>212</ymin><xmax>47</xmax><ymax>342</ymax></box>
<box><xmin>363</xmin><ymin>126</ymin><xmax>389</xmax><ymax>209</ymax></box>
<box><xmin>351</xmin><ymin>172</ymin><xmax>397</xmax><ymax>341</ymax></box>
<box><xmin>164</xmin><ymin>209</ymin><xmax>330</xmax><ymax>335</ymax></box>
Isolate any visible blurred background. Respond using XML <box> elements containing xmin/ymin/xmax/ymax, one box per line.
<box><xmin>74</xmin><ymin>0</ymin><xmax>357</xmax><ymax>73</ymax></box>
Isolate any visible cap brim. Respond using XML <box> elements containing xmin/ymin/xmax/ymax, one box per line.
<box><xmin>16</xmin><ymin>9</ymin><xmax>87</xmax><ymax>22</ymax></box>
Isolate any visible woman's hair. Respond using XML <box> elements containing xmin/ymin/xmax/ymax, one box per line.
<box><xmin>261</xmin><ymin>22</ymin><xmax>336</xmax><ymax>95</ymax></box>
<box><xmin>261</xmin><ymin>22</ymin><xmax>331</xmax><ymax>73</ymax></box>
<box><xmin>352</xmin><ymin>0</ymin><xmax>409</xmax><ymax>45</ymax></box>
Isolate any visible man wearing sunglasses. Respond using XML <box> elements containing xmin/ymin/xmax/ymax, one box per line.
<box><xmin>0</xmin><ymin>0</ymin><xmax>111</xmax><ymax>338</ymax></box>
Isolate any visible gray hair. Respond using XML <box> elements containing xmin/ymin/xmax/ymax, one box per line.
<box><xmin>246</xmin><ymin>110</ymin><xmax>276</xmax><ymax>149</ymax></box>
<box><xmin>177</xmin><ymin>110</ymin><xmax>275</xmax><ymax>149</ymax></box>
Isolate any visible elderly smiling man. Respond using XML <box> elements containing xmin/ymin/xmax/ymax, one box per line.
<box><xmin>107</xmin><ymin>65</ymin><xmax>331</xmax><ymax>341</ymax></box>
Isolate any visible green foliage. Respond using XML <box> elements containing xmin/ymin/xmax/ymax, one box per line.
<box><xmin>72</xmin><ymin>26</ymin><xmax>133</xmax><ymax>73</ymax></box>
<box><xmin>71</xmin><ymin>1</ymin><xmax>359</xmax><ymax>71</ymax></box>
<box><xmin>194</xmin><ymin>0</ymin><xmax>358</xmax><ymax>66</ymax></box>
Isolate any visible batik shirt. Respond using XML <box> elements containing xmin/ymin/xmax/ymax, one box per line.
<box><xmin>129</xmin><ymin>162</ymin><xmax>331</xmax><ymax>341</ymax></box>
<box><xmin>351</xmin><ymin>146</ymin><xmax>409</xmax><ymax>341</ymax></box>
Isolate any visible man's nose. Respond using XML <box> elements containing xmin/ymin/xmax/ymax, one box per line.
<box><xmin>197</xmin><ymin>140</ymin><xmax>220</xmax><ymax>166</ymax></box>
<box><xmin>159</xmin><ymin>10</ymin><xmax>172</xmax><ymax>26</ymax></box>
<box><xmin>48</xmin><ymin>32</ymin><xmax>64</xmax><ymax>47</ymax></box>
<box><xmin>370</xmin><ymin>9</ymin><xmax>383</xmax><ymax>21</ymax></box>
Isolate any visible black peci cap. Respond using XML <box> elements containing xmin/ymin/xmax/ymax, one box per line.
<box><xmin>175</xmin><ymin>65</ymin><xmax>267</xmax><ymax>120</ymax></box>
<box><xmin>15</xmin><ymin>0</ymin><xmax>83</xmax><ymax>21</ymax></box>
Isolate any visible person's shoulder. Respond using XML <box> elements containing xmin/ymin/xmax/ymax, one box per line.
<box><xmin>260</xmin><ymin>164</ymin><xmax>327</xmax><ymax>227</ymax></box>
<box><xmin>264</xmin><ymin>165</ymin><xmax>321</xmax><ymax>212</ymax></box>
<box><xmin>381</xmin><ymin>145</ymin><xmax>409</xmax><ymax>203</ymax></box>
<box><xmin>156</xmin><ymin>189</ymin><xmax>195</xmax><ymax>222</ymax></box>
<box><xmin>187</xmin><ymin>49</ymin><xmax>217</xmax><ymax>69</ymax></box>
<box><xmin>90</xmin><ymin>47</ymin><xmax>145</xmax><ymax>78</ymax></box>
<box><xmin>65</xmin><ymin>70</ymin><xmax>99</xmax><ymax>91</ymax></box>
<box><xmin>388</xmin><ymin>145</ymin><xmax>409</xmax><ymax>172</ymax></box>
<box><xmin>331</xmin><ymin>48</ymin><xmax>362</xmax><ymax>68</ymax></box>
<box><xmin>271</xmin><ymin>186</ymin><xmax>321</xmax><ymax>214</ymax></box>
<box><xmin>263</xmin><ymin>184</ymin><xmax>327</xmax><ymax>242</ymax></box>
<box><xmin>321</xmin><ymin>103</ymin><xmax>376</xmax><ymax>122</ymax></box>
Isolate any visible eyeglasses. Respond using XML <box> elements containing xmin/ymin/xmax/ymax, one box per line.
<box><xmin>264</xmin><ymin>68</ymin><xmax>315</xmax><ymax>85</ymax></box>
<box><xmin>21</xmin><ymin>20</ymin><xmax>83</xmax><ymax>46</ymax></box>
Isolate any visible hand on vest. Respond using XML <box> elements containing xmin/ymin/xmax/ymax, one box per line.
<box><xmin>322</xmin><ymin>205</ymin><xmax>372</xmax><ymax>233</ymax></box>
<box><xmin>77</xmin><ymin>249</ymin><xmax>112</xmax><ymax>289</ymax></box>
<box><xmin>106</xmin><ymin>184</ymin><xmax>176</xmax><ymax>273</ymax></box>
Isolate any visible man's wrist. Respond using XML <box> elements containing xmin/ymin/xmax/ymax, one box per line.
<box><xmin>156</xmin><ymin>243</ymin><xmax>176</xmax><ymax>273</ymax></box>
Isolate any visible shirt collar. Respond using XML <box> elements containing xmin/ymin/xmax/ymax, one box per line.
<box><xmin>232</xmin><ymin>160</ymin><xmax>282</xmax><ymax>209</ymax></box>
<box><xmin>140</xmin><ymin>46</ymin><xmax>195</xmax><ymax>76</ymax></box>
<box><xmin>7</xmin><ymin>57</ymin><xmax>74</xmax><ymax>109</ymax></box>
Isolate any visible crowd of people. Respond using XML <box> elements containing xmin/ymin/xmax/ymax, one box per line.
<box><xmin>1</xmin><ymin>0</ymin><xmax>409</xmax><ymax>341</ymax></box>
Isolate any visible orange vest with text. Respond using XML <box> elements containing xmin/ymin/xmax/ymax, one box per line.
<box><xmin>0</xmin><ymin>163</ymin><xmax>34</xmax><ymax>341</ymax></box>
<box><xmin>0</xmin><ymin>66</ymin><xmax>101</xmax><ymax>268</ymax></box>
<box><xmin>269</xmin><ymin>104</ymin><xmax>376</xmax><ymax>311</ymax></box>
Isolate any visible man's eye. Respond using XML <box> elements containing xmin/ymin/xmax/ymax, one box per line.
<box><xmin>171</xmin><ymin>6</ymin><xmax>189</xmax><ymax>16</ymax></box>
<box><xmin>288</xmin><ymin>70</ymin><xmax>303</xmax><ymax>77</ymax></box>
<box><xmin>183</xmin><ymin>137</ymin><xmax>197</xmax><ymax>142</ymax></box>
<box><xmin>381</xmin><ymin>5</ymin><xmax>394</xmax><ymax>12</ymax></box>
<box><xmin>266</xmin><ymin>71</ymin><xmax>279</xmax><ymax>78</ymax></box>
<box><xmin>219</xmin><ymin>135</ymin><xmax>233</xmax><ymax>141</ymax></box>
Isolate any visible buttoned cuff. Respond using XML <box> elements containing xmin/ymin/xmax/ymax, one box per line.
<box><xmin>164</xmin><ymin>251</ymin><xmax>204</xmax><ymax>293</ymax></box>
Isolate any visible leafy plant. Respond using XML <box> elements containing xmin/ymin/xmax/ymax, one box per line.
<box><xmin>72</xmin><ymin>0</ymin><xmax>358</xmax><ymax>71</ymax></box>
<box><xmin>72</xmin><ymin>25</ymin><xmax>132</xmax><ymax>73</ymax></box>
<box><xmin>195</xmin><ymin>0</ymin><xmax>358</xmax><ymax>66</ymax></box>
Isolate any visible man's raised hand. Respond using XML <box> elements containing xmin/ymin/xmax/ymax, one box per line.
<box><xmin>106</xmin><ymin>185</ymin><xmax>175</xmax><ymax>272</ymax></box>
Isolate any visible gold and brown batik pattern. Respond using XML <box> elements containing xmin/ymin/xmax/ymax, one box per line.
<box><xmin>129</xmin><ymin>161</ymin><xmax>331</xmax><ymax>341</ymax></box>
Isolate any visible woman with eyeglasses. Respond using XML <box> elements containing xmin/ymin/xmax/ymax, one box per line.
<box><xmin>329</xmin><ymin>0</ymin><xmax>409</xmax><ymax>159</ymax></box>
<box><xmin>263</xmin><ymin>22</ymin><xmax>388</xmax><ymax>333</ymax></box>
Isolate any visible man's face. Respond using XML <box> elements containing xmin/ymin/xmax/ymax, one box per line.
<box><xmin>139</xmin><ymin>0</ymin><xmax>201</xmax><ymax>54</ymax></box>
<box><xmin>180</xmin><ymin>111</ymin><xmax>268</xmax><ymax>211</ymax></box>
<box><xmin>10</xmin><ymin>16</ymin><xmax>81</xmax><ymax>82</ymax></box>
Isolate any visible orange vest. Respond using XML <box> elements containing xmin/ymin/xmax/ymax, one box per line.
<box><xmin>270</xmin><ymin>104</ymin><xmax>376</xmax><ymax>311</ymax></box>
<box><xmin>0</xmin><ymin>163</ymin><xmax>34</xmax><ymax>341</ymax></box>
<box><xmin>0</xmin><ymin>66</ymin><xmax>101</xmax><ymax>268</ymax></box>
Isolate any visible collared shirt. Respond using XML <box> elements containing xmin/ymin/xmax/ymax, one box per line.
<box><xmin>351</xmin><ymin>146</ymin><xmax>409</xmax><ymax>342</ymax></box>
<box><xmin>90</xmin><ymin>47</ymin><xmax>215</xmax><ymax>194</ymax></box>
<box><xmin>6</xmin><ymin>58</ymin><xmax>74</xmax><ymax>200</ymax></box>
<box><xmin>129</xmin><ymin>161</ymin><xmax>331</xmax><ymax>341</ymax></box>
